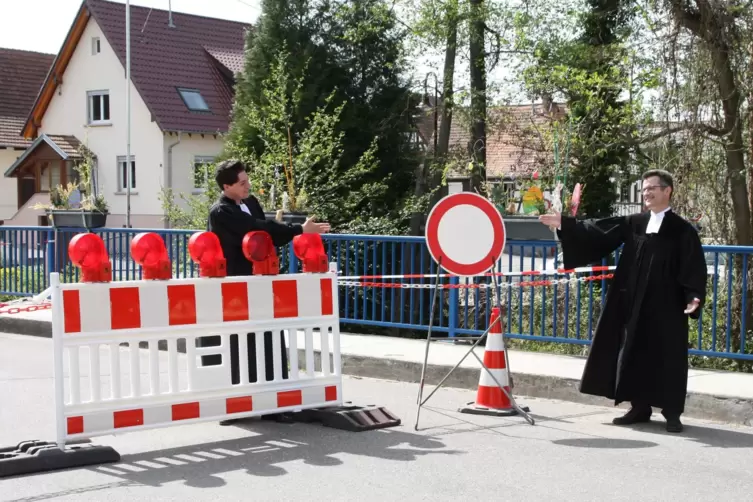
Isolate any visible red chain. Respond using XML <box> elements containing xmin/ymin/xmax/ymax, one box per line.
<box><xmin>0</xmin><ymin>302</ymin><xmax>52</xmax><ymax>315</ymax></box>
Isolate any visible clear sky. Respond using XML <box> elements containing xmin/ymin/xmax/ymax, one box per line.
<box><xmin>0</xmin><ymin>0</ymin><xmax>262</xmax><ymax>54</ymax></box>
<box><xmin>0</xmin><ymin>0</ymin><xmax>523</xmax><ymax>103</ymax></box>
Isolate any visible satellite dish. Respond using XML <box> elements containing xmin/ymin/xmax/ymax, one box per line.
<box><xmin>68</xmin><ymin>189</ymin><xmax>82</xmax><ymax>208</ymax></box>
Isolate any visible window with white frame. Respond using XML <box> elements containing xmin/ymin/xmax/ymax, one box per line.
<box><xmin>193</xmin><ymin>156</ymin><xmax>216</xmax><ymax>190</ymax></box>
<box><xmin>117</xmin><ymin>156</ymin><xmax>136</xmax><ymax>191</ymax></box>
<box><xmin>87</xmin><ymin>90</ymin><xmax>110</xmax><ymax>124</ymax></box>
<box><xmin>92</xmin><ymin>37</ymin><xmax>100</xmax><ymax>55</ymax></box>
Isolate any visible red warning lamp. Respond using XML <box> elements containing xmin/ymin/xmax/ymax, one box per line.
<box><xmin>292</xmin><ymin>233</ymin><xmax>328</xmax><ymax>273</ymax></box>
<box><xmin>188</xmin><ymin>231</ymin><xmax>227</xmax><ymax>278</ymax></box>
<box><xmin>242</xmin><ymin>231</ymin><xmax>279</xmax><ymax>275</ymax></box>
<box><xmin>130</xmin><ymin>232</ymin><xmax>172</xmax><ymax>280</ymax></box>
<box><xmin>68</xmin><ymin>233</ymin><xmax>112</xmax><ymax>283</ymax></box>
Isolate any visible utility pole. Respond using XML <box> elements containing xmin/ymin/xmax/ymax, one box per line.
<box><xmin>125</xmin><ymin>0</ymin><xmax>132</xmax><ymax>228</ymax></box>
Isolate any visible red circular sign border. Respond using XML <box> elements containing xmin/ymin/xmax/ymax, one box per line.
<box><xmin>425</xmin><ymin>192</ymin><xmax>506</xmax><ymax>276</ymax></box>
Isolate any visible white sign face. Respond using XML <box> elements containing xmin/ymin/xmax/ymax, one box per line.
<box><xmin>425</xmin><ymin>193</ymin><xmax>506</xmax><ymax>276</ymax></box>
<box><xmin>436</xmin><ymin>204</ymin><xmax>495</xmax><ymax>265</ymax></box>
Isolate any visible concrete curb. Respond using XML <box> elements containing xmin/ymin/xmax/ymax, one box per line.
<box><xmin>3</xmin><ymin>316</ymin><xmax>751</xmax><ymax>426</ymax></box>
<box><xmin>336</xmin><ymin>353</ymin><xmax>753</xmax><ymax>426</ymax></box>
<box><xmin>0</xmin><ymin>316</ymin><xmax>53</xmax><ymax>339</ymax></box>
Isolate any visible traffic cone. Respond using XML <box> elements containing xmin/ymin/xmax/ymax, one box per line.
<box><xmin>459</xmin><ymin>306</ymin><xmax>530</xmax><ymax>416</ymax></box>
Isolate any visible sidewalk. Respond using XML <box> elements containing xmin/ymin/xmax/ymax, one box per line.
<box><xmin>2</xmin><ymin>309</ymin><xmax>752</xmax><ymax>426</ymax></box>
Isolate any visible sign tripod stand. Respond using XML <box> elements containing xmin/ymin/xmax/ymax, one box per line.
<box><xmin>414</xmin><ymin>193</ymin><xmax>535</xmax><ymax>430</ymax></box>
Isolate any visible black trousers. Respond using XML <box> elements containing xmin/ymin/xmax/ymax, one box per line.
<box><xmin>631</xmin><ymin>400</ymin><xmax>681</xmax><ymax>418</ymax></box>
<box><xmin>200</xmin><ymin>332</ymin><xmax>289</xmax><ymax>384</ymax></box>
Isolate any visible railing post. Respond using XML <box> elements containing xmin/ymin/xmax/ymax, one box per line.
<box><xmin>45</xmin><ymin>229</ymin><xmax>56</xmax><ymax>286</ymax></box>
<box><xmin>288</xmin><ymin>241</ymin><xmax>299</xmax><ymax>274</ymax></box>
<box><xmin>448</xmin><ymin>276</ymin><xmax>459</xmax><ymax>338</ymax></box>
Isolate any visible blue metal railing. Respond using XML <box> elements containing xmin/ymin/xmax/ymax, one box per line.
<box><xmin>0</xmin><ymin>226</ymin><xmax>751</xmax><ymax>362</ymax></box>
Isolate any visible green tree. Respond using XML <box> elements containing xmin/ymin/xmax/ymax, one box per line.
<box><xmin>224</xmin><ymin>48</ymin><xmax>383</xmax><ymax>228</ymax></box>
<box><xmin>230</xmin><ymin>0</ymin><xmax>422</xmax><ymax>234</ymax></box>
<box><xmin>517</xmin><ymin>0</ymin><xmax>643</xmax><ymax>217</ymax></box>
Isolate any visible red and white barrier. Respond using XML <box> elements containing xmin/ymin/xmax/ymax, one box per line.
<box><xmin>49</xmin><ymin>231</ymin><xmax>343</xmax><ymax>448</ymax></box>
<box><xmin>59</xmin><ymin>275</ymin><xmax>335</xmax><ymax>334</ymax></box>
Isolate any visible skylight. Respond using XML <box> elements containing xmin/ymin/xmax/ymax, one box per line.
<box><xmin>177</xmin><ymin>88</ymin><xmax>210</xmax><ymax>112</ymax></box>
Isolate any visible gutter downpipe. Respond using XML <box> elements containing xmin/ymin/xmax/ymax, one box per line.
<box><xmin>166</xmin><ymin>131</ymin><xmax>182</xmax><ymax>227</ymax></box>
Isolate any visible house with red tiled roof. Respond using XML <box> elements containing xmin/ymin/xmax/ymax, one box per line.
<box><xmin>0</xmin><ymin>48</ymin><xmax>56</xmax><ymax>221</ymax></box>
<box><xmin>416</xmin><ymin>100</ymin><xmax>567</xmax><ymax>185</ymax></box>
<box><xmin>415</xmin><ymin>99</ymin><xmax>644</xmax><ymax>215</ymax></box>
<box><xmin>4</xmin><ymin>0</ymin><xmax>249</xmax><ymax>227</ymax></box>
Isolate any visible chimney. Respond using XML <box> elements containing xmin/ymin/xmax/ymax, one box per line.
<box><xmin>168</xmin><ymin>0</ymin><xmax>176</xmax><ymax>28</ymax></box>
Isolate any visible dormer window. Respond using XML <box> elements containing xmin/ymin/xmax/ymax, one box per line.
<box><xmin>177</xmin><ymin>88</ymin><xmax>209</xmax><ymax>112</ymax></box>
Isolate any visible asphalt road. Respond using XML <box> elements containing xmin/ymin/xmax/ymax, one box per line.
<box><xmin>2</xmin><ymin>332</ymin><xmax>753</xmax><ymax>501</ymax></box>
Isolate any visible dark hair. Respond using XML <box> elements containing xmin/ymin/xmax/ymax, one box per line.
<box><xmin>215</xmin><ymin>159</ymin><xmax>246</xmax><ymax>190</ymax></box>
<box><xmin>642</xmin><ymin>169</ymin><xmax>673</xmax><ymax>192</ymax></box>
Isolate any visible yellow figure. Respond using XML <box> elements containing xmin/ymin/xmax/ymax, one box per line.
<box><xmin>522</xmin><ymin>186</ymin><xmax>543</xmax><ymax>214</ymax></box>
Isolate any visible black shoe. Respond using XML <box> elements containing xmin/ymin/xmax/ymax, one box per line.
<box><xmin>612</xmin><ymin>406</ymin><xmax>652</xmax><ymax>425</ymax></box>
<box><xmin>261</xmin><ymin>412</ymin><xmax>295</xmax><ymax>424</ymax></box>
<box><xmin>665</xmin><ymin>416</ymin><xmax>683</xmax><ymax>433</ymax></box>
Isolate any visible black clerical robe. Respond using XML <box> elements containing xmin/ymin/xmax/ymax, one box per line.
<box><xmin>207</xmin><ymin>195</ymin><xmax>303</xmax><ymax>276</ymax></box>
<box><xmin>205</xmin><ymin>195</ymin><xmax>304</xmax><ymax>385</ymax></box>
<box><xmin>557</xmin><ymin>210</ymin><xmax>707</xmax><ymax>413</ymax></box>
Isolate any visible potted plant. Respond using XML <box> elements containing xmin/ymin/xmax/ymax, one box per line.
<box><xmin>34</xmin><ymin>144</ymin><xmax>109</xmax><ymax>229</ymax></box>
<box><xmin>260</xmin><ymin>163</ymin><xmax>310</xmax><ymax>225</ymax></box>
<box><xmin>224</xmin><ymin>47</ymin><xmax>348</xmax><ymax>227</ymax></box>
<box><xmin>488</xmin><ymin>172</ymin><xmax>556</xmax><ymax>244</ymax></box>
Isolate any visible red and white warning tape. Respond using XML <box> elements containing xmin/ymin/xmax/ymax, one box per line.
<box><xmin>338</xmin><ymin>265</ymin><xmax>615</xmax><ymax>281</ymax></box>
<box><xmin>339</xmin><ymin>273</ymin><xmax>614</xmax><ymax>290</ymax></box>
<box><xmin>0</xmin><ymin>267</ymin><xmax>616</xmax><ymax>315</ymax></box>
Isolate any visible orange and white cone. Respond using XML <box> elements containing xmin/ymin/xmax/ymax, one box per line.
<box><xmin>459</xmin><ymin>306</ymin><xmax>530</xmax><ymax>416</ymax></box>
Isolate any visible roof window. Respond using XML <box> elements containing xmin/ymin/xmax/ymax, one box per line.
<box><xmin>177</xmin><ymin>88</ymin><xmax>210</xmax><ymax>112</ymax></box>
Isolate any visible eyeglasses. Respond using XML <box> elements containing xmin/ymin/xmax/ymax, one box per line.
<box><xmin>641</xmin><ymin>184</ymin><xmax>668</xmax><ymax>193</ymax></box>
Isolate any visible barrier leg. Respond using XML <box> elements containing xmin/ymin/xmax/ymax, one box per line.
<box><xmin>289</xmin><ymin>323</ymin><xmax>401</xmax><ymax>432</ymax></box>
<box><xmin>0</xmin><ymin>273</ymin><xmax>120</xmax><ymax>479</ymax></box>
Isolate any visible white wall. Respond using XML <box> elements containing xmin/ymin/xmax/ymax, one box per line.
<box><xmin>38</xmin><ymin>19</ymin><xmax>165</xmax><ymax>224</ymax></box>
<box><xmin>5</xmin><ymin>193</ymin><xmax>47</xmax><ymax>226</ymax></box>
<box><xmin>163</xmin><ymin>132</ymin><xmax>224</xmax><ymax>203</ymax></box>
<box><xmin>0</xmin><ymin>148</ymin><xmax>21</xmax><ymax>220</ymax></box>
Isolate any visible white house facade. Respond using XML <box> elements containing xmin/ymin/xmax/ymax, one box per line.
<box><xmin>4</xmin><ymin>0</ymin><xmax>248</xmax><ymax>228</ymax></box>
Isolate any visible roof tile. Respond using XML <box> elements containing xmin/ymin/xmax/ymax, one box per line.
<box><xmin>0</xmin><ymin>48</ymin><xmax>55</xmax><ymax>147</ymax></box>
<box><xmin>417</xmin><ymin>103</ymin><xmax>568</xmax><ymax>179</ymax></box>
<box><xmin>87</xmin><ymin>0</ymin><xmax>250</xmax><ymax>134</ymax></box>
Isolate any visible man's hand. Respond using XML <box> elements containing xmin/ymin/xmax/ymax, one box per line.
<box><xmin>539</xmin><ymin>211</ymin><xmax>562</xmax><ymax>230</ymax></box>
<box><xmin>684</xmin><ymin>298</ymin><xmax>701</xmax><ymax>314</ymax></box>
<box><xmin>302</xmin><ymin>216</ymin><xmax>331</xmax><ymax>234</ymax></box>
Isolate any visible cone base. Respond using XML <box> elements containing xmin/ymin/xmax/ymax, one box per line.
<box><xmin>458</xmin><ymin>402</ymin><xmax>530</xmax><ymax>417</ymax></box>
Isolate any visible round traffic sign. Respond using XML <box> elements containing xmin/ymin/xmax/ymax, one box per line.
<box><xmin>425</xmin><ymin>192</ymin><xmax>506</xmax><ymax>276</ymax></box>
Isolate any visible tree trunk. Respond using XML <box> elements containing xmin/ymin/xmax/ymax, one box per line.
<box><xmin>468</xmin><ymin>0</ymin><xmax>487</xmax><ymax>195</ymax></box>
<box><xmin>714</xmin><ymin>53</ymin><xmax>752</xmax><ymax>246</ymax></box>
<box><xmin>437</xmin><ymin>17</ymin><xmax>457</xmax><ymax>161</ymax></box>
<box><xmin>668</xmin><ymin>0</ymin><xmax>753</xmax><ymax>367</ymax></box>
<box><xmin>669</xmin><ymin>0</ymin><xmax>752</xmax><ymax>245</ymax></box>
<box><xmin>411</xmin><ymin>11</ymin><xmax>459</xmax><ymax>235</ymax></box>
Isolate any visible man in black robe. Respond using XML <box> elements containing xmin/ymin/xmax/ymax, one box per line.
<box><xmin>204</xmin><ymin>159</ymin><xmax>330</xmax><ymax>425</ymax></box>
<box><xmin>539</xmin><ymin>169</ymin><xmax>707</xmax><ymax>433</ymax></box>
